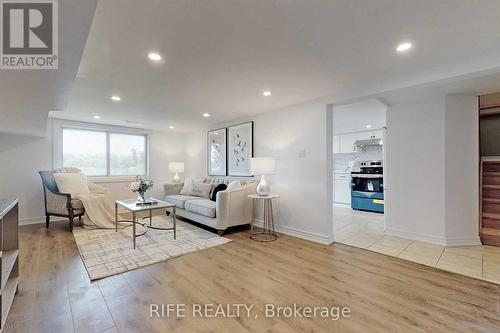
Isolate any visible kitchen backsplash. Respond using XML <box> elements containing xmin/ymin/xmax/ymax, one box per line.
<box><xmin>334</xmin><ymin>146</ymin><xmax>383</xmax><ymax>173</ymax></box>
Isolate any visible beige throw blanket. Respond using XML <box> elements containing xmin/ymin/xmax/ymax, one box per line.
<box><xmin>55</xmin><ymin>168</ymin><xmax>124</xmax><ymax>229</ymax></box>
<box><xmin>75</xmin><ymin>182</ymin><xmax>119</xmax><ymax>229</ymax></box>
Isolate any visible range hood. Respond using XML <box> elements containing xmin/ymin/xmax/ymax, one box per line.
<box><xmin>354</xmin><ymin>138</ymin><xmax>383</xmax><ymax>148</ymax></box>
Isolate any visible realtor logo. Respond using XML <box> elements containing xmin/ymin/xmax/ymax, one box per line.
<box><xmin>1</xmin><ymin>0</ymin><xmax>58</xmax><ymax>69</ymax></box>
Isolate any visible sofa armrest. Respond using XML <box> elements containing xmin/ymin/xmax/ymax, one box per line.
<box><xmin>164</xmin><ymin>183</ymin><xmax>183</xmax><ymax>197</ymax></box>
<box><xmin>216</xmin><ymin>182</ymin><xmax>257</xmax><ymax>229</ymax></box>
<box><xmin>44</xmin><ymin>187</ymin><xmax>72</xmax><ymax>215</ymax></box>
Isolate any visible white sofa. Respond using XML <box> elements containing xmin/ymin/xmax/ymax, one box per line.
<box><xmin>164</xmin><ymin>177</ymin><xmax>256</xmax><ymax>235</ymax></box>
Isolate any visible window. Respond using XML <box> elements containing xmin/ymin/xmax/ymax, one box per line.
<box><xmin>62</xmin><ymin>128</ymin><xmax>147</xmax><ymax>176</ymax></box>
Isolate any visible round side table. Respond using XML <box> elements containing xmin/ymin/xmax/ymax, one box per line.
<box><xmin>248</xmin><ymin>194</ymin><xmax>279</xmax><ymax>242</ymax></box>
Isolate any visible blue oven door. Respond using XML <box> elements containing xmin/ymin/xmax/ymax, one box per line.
<box><xmin>351</xmin><ymin>190</ymin><xmax>384</xmax><ymax>213</ymax></box>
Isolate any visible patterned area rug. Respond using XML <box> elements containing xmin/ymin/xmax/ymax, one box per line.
<box><xmin>72</xmin><ymin>215</ymin><xmax>231</xmax><ymax>280</ymax></box>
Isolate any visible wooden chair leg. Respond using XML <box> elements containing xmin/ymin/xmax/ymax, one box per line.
<box><xmin>45</xmin><ymin>215</ymin><xmax>50</xmax><ymax>228</ymax></box>
<box><xmin>68</xmin><ymin>211</ymin><xmax>74</xmax><ymax>232</ymax></box>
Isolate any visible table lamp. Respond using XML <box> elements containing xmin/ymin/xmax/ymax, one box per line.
<box><xmin>169</xmin><ymin>162</ymin><xmax>184</xmax><ymax>183</ymax></box>
<box><xmin>251</xmin><ymin>157</ymin><xmax>275</xmax><ymax>196</ymax></box>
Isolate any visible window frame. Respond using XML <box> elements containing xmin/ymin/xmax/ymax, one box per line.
<box><xmin>53</xmin><ymin>120</ymin><xmax>150</xmax><ymax>183</ymax></box>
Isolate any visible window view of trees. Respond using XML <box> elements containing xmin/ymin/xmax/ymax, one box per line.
<box><xmin>62</xmin><ymin>128</ymin><xmax>147</xmax><ymax>176</ymax></box>
<box><xmin>110</xmin><ymin>133</ymin><xmax>147</xmax><ymax>176</ymax></box>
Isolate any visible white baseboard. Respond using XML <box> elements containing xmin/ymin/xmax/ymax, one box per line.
<box><xmin>20</xmin><ymin>216</ymin><xmax>67</xmax><ymax>226</ymax></box>
<box><xmin>333</xmin><ymin>202</ymin><xmax>351</xmax><ymax>209</ymax></box>
<box><xmin>442</xmin><ymin>237</ymin><xmax>482</xmax><ymax>247</ymax></box>
<box><xmin>253</xmin><ymin>220</ymin><xmax>334</xmax><ymax>245</ymax></box>
<box><xmin>385</xmin><ymin>228</ymin><xmax>481</xmax><ymax>247</ymax></box>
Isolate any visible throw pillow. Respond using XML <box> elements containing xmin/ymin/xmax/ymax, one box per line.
<box><xmin>226</xmin><ymin>180</ymin><xmax>241</xmax><ymax>190</ymax></box>
<box><xmin>180</xmin><ymin>178</ymin><xmax>196</xmax><ymax>195</ymax></box>
<box><xmin>210</xmin><ymin>183</ymin><xmax>228</xmax><ymax>202</ymax></box>
<box><xmin>189</xmin><ymin>183</ymin><xmax>214</xmax><ymax>198</ymax></box>
<box><xmin>53</xmin><ymin>172</ymin><xmax>90</xmax><ymax>196</ymax></box>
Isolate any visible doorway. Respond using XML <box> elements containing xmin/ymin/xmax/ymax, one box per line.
<box><xmin>331</xmin><ymin>99</ymin><xmax>388</xmax><ymax>248</ymax></box>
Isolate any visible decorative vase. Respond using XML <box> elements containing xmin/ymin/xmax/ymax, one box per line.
<box><xmin>137</xmin><ymin>192</ymin><xmax>145</xmax><ymax>203</ymax></box>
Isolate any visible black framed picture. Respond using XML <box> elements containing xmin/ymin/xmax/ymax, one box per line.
<box><xmin>228</xmin><ymin>121</ymin><xmax>254</xmax><ymax>176</ymax></box>
<box><xmin>207</xmin><ymin>128</ymin><xmax>227</xmax><ymax>176</ymax></box>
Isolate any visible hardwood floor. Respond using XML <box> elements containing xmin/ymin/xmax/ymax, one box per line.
<box><xmin>4</xmin><ymin>221</ymin><xmax>500</xmax><ymax>333</ymax></box>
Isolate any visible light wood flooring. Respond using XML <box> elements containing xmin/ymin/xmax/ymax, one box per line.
<box><xmin>4</xmin><ymin>220</ymin><xmax>500</xmax><ymax>332</ymax></box>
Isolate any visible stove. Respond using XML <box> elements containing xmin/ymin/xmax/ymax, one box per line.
<box><xmin>350</xmin><ymin>161</ymin><xmax>384</xmax><ymax>213</ymax></box>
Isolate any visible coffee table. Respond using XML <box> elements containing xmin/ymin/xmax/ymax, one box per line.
<box><xmin>115</xmin><ymin>198</ymin><xmax>176</xmax><ymax>249</ymax></box>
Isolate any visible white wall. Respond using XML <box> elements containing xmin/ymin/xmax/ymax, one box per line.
<box><xmin>385</xmin><ymin>94</ymin><xmax>480</xmax><ymax>246</ymax></box>
<box><xmin>184</xmin><ymin>130</ymin><xmax>207</xmax><ymax>178</ymax></box>
<box><xmin>186</xmin><ymin>101</ymin><xmax>333</xmax><ymax>244</ymax></box>
<box><xmin>385</xmin><ymin>96</ymin><xmax>447</xmax><ymax>243</ymax></box>
<box><xmin>444</xmin><ymin>95</ymin><xmax>479</xmax><ymax>244</ymax></box>
<box><xmin>0</xmin><ymin>118</ymin><xmax>185</xmax><ymax>225</ymax></box>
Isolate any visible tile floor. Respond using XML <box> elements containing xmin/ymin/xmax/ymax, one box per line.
<box><xmin>333</xmin><ymin>206</ymin><xmax>500</xmax><ymax>284</ymax></box>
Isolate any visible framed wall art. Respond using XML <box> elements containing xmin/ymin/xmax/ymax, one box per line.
<box><xmin>228</xmin><ymin>121</ymin><xmax>253</xmax><ymax>176</ymax></box>
<box><xmin>207</xmin><ymin>128</ymin><xmax>227</xmax><ymax>176</ymax></box>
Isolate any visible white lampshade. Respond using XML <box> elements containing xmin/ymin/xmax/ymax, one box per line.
<box><xmin>168</xmin><ymin>162</ymin><xmax>184</xmax><ymax>173</ymax></box>
<box><xmin>251</xmin><ymin>157</ymin><xmax>275</xmax><ymax>175</ymax></box>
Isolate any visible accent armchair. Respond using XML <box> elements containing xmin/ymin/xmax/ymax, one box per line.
<box><xmin>39</xmin><ymin>170</ymin><xmax>85</xmax><ymax>231</ymax></box>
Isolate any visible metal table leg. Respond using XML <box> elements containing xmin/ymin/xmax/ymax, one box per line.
<box><xmin>173</xmin><ymin>207</ymin><xmax>176</xmax><ymax>240</ymax></box>
<box><xmin>133</xmin><ymin>212</ymin><xmax>136</xmax><ymax>249</ymax></box>
<box><xmin>115</xmin><ymin>202</ymin><xmax>118</xmax><ymax>232</ymax></box>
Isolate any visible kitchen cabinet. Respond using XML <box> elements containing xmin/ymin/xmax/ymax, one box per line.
<box><xmin>333</xmin><ymin>135</ymin><xmax>340</xmax><ymax>154</ymax></box>
<box><xmin>357</xmin><ymin>130</ymin><xmax>383</xmax><ymax>140</ymax></box>
<box><xmin>333</xmin><ymin>129</ymin><xmax>384</xmax><ymax>154</ymax></box>
<box><xmin>371</xmin><ymin>129</ymin><xmax>383</xmax><ymax>139</ymax></box>
<box><xmin>356</xmin><ymin>131</ymin><xmax>372</xmax><ymax>140</ymax></box>
<box><xmin>334</xmin><ymin>173</ymin><xmax>351</xmax><ymax>205</ymax></box>
<box><xmin>338</xmin><ymin>133</ymin><xmax>357</xmax><ymax>153</ymax></box>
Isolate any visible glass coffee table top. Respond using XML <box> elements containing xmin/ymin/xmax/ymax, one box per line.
<box><xmin>116</xmin><ymin>198</ymin><xmax>175</xmax><ymax>212</ymax></box>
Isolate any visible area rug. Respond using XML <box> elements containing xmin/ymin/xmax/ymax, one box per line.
<box><xmin>72</xmin><ymin>215</ymin><xmax>231</xmax><ymax>280</ymax></box>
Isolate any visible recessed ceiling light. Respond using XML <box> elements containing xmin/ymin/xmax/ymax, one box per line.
<box><xmin>93</xmin><ymin>115</ymin><xmax>101</xmax><ymax>119</ymax></box>
<box><xmin>396</xmin><ymin>42</ymin><xmax>413</xmax><ymax>52</ymax></box>
<box><xmin>203</xmin><ymin>113</ymin><xmax>210</xmax><ymax>118</ymax></box>
<box><xmin>263</xmin><ymin>91</ymin><xmax>272</xmax><ymax>97</ymax></box>
<box><xmin>111</xmin><ymin>95</ymin><xmax>121</xmax><ymax>101</ymax></box>
<box><xmin>215</xmin><ymin>132</ymin><xmax>219</xmax><ymax>135</ymax></box>
<box><xmin>169</xmin><ymin>126</ymin><xmax>175</xmax><ymax>129</ymax></box>
<box><xmin>366</xmin><ymin>125</ymin><xmax>372</xmax><ymax>129</ymax></box>
<box><xmin>148</xmin><ymin>52</ymin><xmax>162</xmax><ymax>61</ymax></box>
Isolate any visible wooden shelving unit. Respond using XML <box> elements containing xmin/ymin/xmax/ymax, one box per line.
<box><xmin>0</xmin><ymin>199</ymin><xmax>19</xmax><ymax>332</ymax></box>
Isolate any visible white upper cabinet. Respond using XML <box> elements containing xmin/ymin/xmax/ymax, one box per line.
<box><xmin>356</xmin><ymin>131</ymin><xmax>372</xmax><ymax>140</ymax></box>
<box><xmin>371</xmin><ymin>129</ymin><xmax>383</xmax><ymax>139</ymax></box>
<box><xmin>333</xmin><ymin>135</ymin><xmax>340</xmax><ymax>154</ymax></box>
<box><xmin>333</xmin><ymin>128</ymin><xmax>384</xmax><ymax>154</ymax></box>
<box><xmin>356</xmin><ymin>130</ymin><xmax>383</xmax><ymax>140</ymax></box>
<box><xmin>339</xmin><ymin>133</ymin><xmax>357</xmax><ymax>153</ymax></box>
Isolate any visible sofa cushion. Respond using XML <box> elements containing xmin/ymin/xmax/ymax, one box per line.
<box><xmin>185</xmin><ymin>199</ymin><xmax>216</xmax><ymax>218</ymax></box>
<box><xmin>211</xmin><ymin>183</ymin><xmax>227</xmax><ymax>201</ymax></box>
<box><xmin>226</xmin><ymin>180</ymin><xmax>241</xmax><ymax>190</ymax></box>
<box><xmin>165</xmin><ymin>195</ymin><xmax>200</xmax><ymax>209</ymax></box>
<box><xmin>204</xmin><ymin>177</ymin><xmax>255</xmax><ymax>186</ymax></box>
<box><xmin>188</xmin><ymin>183</ymin><xmax>213</xmax><ymax>198</ymax></box>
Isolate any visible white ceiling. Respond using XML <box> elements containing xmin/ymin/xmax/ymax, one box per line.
<box><xmin>333</xmin><ymin>99</ymin><xmax>386</xmax><ymax>135</ymax></box>
<box><xmin>48</xmin><ymin>0</ymin><xmax>500</xmax><ymax>132</ymax></box>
